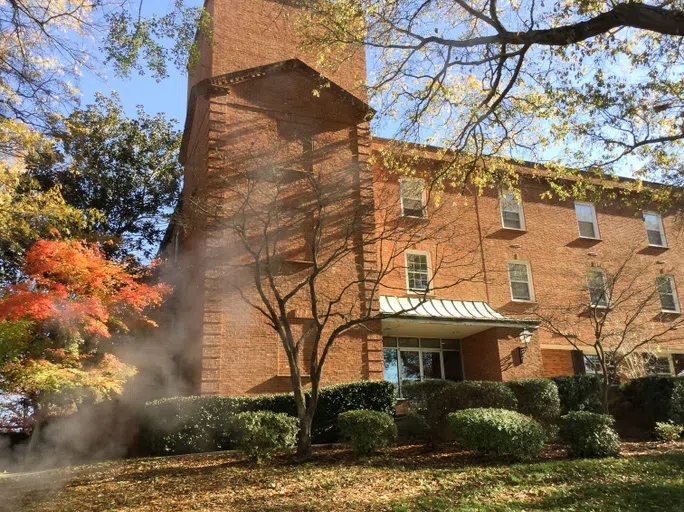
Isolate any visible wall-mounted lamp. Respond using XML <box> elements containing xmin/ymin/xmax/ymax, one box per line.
<box><xmin>517</xmin><ymin>328</ymin><xmax>534</xmax><ymax>363</ymax></box>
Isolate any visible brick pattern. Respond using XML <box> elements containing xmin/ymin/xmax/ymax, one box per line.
<box><xmin>542</xmin><ymin>349</ymin><xmax>576</xmax><ymax>378</ymax></box>
<box><xmin>171</xmin><ymin>1</ymin><xmax>684</xmax><ymax>397</ymax></box>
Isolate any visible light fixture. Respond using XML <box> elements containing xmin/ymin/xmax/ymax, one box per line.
<box><xmin>518</xmin><ymin>328</ymin><xmax>533</xmax><ymax>363</ymax></box>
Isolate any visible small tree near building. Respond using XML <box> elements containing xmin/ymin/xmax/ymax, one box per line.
<box><xmin>535</xmin><ymin>250</ymin><xmax>684</xmax><ymax>413</ymax></box>
<box><xmin>190</xmin><ymin>138</ymin><xmax>482</xmax><ymax>458</ymax></box>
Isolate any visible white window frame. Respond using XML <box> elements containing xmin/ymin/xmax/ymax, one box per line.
<box><xmin>400</xmin><ymin>178</ymin><xmax>427</xmax><ymax>218</ymax></box>
<box><xmin>405</xmin><ymin>250</ymin><xmax>432</xmax><ymax>294</ymax></box>
<box><xmin>657</xmin><ymin>274</ymin><xmax>680</xmax><ymax>313</ymax></box>
<box><xmin>507</xmin><ymin>260</ymin><xmax>535</xmax><ymax>302</ymax></box>
<box><xmin>586</xmin><ymin>268</ymin><xmax>610</xmax><ymax>308</ymax></box>
<box><xmin>499</xmin><ymin>188</ymin><xmax>526</xmax><ymax>231</ymax></box>
<box><xmin>574</xmin><ymin>202</ymin><xmax>601</xmax><ymax>240</ymax></box>
<box><xmin>643</xmin><ymin>211</ymin><xmax>668</xmax><ymax>248</ymax></box>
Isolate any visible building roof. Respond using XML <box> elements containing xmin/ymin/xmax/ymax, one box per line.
<box><xmin>379</xmin><ymin>295</ymin><xmax>539</xmax><ymax>328</ymax></box>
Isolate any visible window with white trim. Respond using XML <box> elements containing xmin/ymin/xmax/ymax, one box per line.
<box><xmin>508</xmin><ymin>261</ymin><xmax>534</xmax><ymax>302</ymax></box>
<box><xmin>400</xmin><ymin>179</ymin><xmax>426</xmax><ymax>218</ymax></box>
<box><xmin>643</xmin><ymin>353</ymin><xmax>674</xmax><ymax>376</ymax></box>
<box><xmin>643</xmin><ymin>212</ymin><xmax>667</xmax><ymax>247</ymax></box>
<box><xmin>406</xmin><ymin>251</ymin><xmax>431</xmax><ymax>293</ymax></box>
<box><xmin>657</xmin><ymin>275</ymin><xmax>680</xmax><ymax>313</ymax></box>
<box><xmin>499</xmin><ymin>189</ymin><xmax>525</xmax><ymax>230</ymax></box>
<box><xmin>587</xmin><ymin>268</ymin><xmax>609</xmax><ymax>307</ymax></box>
<box><xmin>383</xmin><ymin>337</ymin><xmax>463</xmax><ymax>397</ymax></box>
<box><xmin>575</xmin><ymin>202</ymin><xmax>600</xmax><ymax>239</ymax></box>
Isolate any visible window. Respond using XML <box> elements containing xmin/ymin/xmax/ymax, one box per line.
<box><xmin>657</xmin><ymin>275</ymin><xmax>680</xmax><ymax>313</ymax></box>
<box><xmin>587</xmin><ymin>268</ymin><xmax>609</xmax><ymax>307</ymax></box>
<box><xmin>575</xmin><ymin>202</ymin><xmax>600</xmax><ymax>239</ymax></box>
<box><xmin>406</xmin><ymin>251</ymin><xmax>431</xmax><ymax>293</ymax></box>
<box><xmin>499</xmin><ymin>189</ymin><xmax>525</xmax><ymax>230</ymax></box>
<box><xmin>400</xmin><ymin>179</ymin><xmax>426</xmax><ymax>217</ymax></box>
<box><xmin>643</xmin><ymin>353</ymin><xmax>673</xmax><ymax>376</ymax></box>
<box><xmin>583</xmin><ymin>354</ymin><xmax>601</xmax><ymax>374</ymax></box>
<box><xmin>508</xmin><ymin>261</ymin><xmax>534</xmax><ymax>302</ymax></box>
<box><xmin>382</xmin><ymin>337</ymin><xmax>463</xmax><ymax>397</ymax></box>
<box><xmin>643</xmin><ymin>212</ymin><xmax>667</xmax><ymax>247</ymax></box>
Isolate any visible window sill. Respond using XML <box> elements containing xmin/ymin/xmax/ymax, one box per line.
<box><xmin>579</xmin><ymin>236</ymin><xmax>602</xmax><ymax>241</ymax></box>
<box><xmin>661</xmin><ymin>310</ymin><xmax>681</xmax><ymax>315</ymax></box>
<box><xmin>502</xmin><ymin>226</ymin><xmax>527</xmax><ymax>232</ymax></box>
<box><xmin>649</xmin><ymin>244</ymin><xmax>669</xmax><ymax>249</ymax></box>
<box><xmin>511</xmin><ymin>299</ymin><xmax>537</xmax><ymax>304</ymax></box>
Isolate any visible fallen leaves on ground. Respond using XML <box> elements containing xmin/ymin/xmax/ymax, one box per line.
<box><xmin>1</xmin><ymin>441</ymin><xmax>683</xmax><ymax>512</ymax></box>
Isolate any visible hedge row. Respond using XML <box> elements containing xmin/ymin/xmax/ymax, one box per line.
<box><xmin>622</xmin><ymin>376</ymin><xmax>684</xmax><ymax>427</ymax></box>
<box><xmin>138</xmin><ymin>380</ymin><xmax>395</xmax><ymax>455</ymax></box>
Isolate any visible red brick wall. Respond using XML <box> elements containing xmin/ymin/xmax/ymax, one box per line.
<box><xmin>542</xmin><ymin>349</ymin><xmax>576</xmax><ymax>377</ymax></box>
<box><xmin>192</xmin><ymin>0</ymin><xmax>366</xmax><ymax>100</ymax></box>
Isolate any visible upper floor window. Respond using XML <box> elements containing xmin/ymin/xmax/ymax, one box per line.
<box><xmin>656</xmin><ymin>275</ymin><xmax>680</xmax><ymax>313</ymax></box>
<box><xmin>587</xmin><ymin>268</ymin><xmax>609</xmax><ymax>307</ymax></box>
<box><xmin>643</xmin><ymin>212</ymin><xmax>667</xmax><ymax>247</ymax></box>
<box><xmin>575</xmin><ymin>202</ymin><xmax>600</xmax><ymax>239</ymax></box>
<box><xmin>400</xmin><ymin>179</ymin><xmax>426</xmax><ymax>218</ymax></box>
<box><xmin>508</xmin><ymin>261</ymin><xmax>534</xmax><ymax>302</ymax></box>
<box><xmin>499</xmin><ymin>189</ymin><xmax>525</xmax><ymax>230</ymax></box>
<box><xmin>406</xmin><ymin>251</ymin><xmax>431</xmax><ymax>293</ymax></box>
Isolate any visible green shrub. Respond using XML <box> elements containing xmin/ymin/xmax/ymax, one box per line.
<box><xmin>402</xmin><ymin>380</ymin><xmax>455</xmax><ymax>410</ymax></box>
<box><xmin>402</xmin><ymin>380</ymin><xmax>517</xmax><ymax>448</ymax></box>
<box><xmin>444</xmin><ymin>381</ymin><xmax>518</xmax><ymax>411</ymax></box>
<box><xmin>338</xmin><ymin>410</ymin><xmax>398</xmax><ymax>455</ymax></box>
<box><xmin>313</xmin><ymin>381</ymin><xmax>396</xmax><ymax>443</ymax></box>
<box><xmin>230</xmin><ymin>411</ymin><xmax>298</xmax><ymax>462</ymax></box>
<box><xmin>138</xmin><ymin>380</ymin><xmax>396</xmax><ymax>455</ymax></box>
<box><xmin>447</xmin><ymin>408</ymin><xmax>545</xmax><ymax>461</ymax></box>
<box><xmin>551</xmin><ymin>375</ymin><xmax>603</xmax><ymax>414</ymax></box>
<box><xmin>559</xmin><ymin>411</ymin><xmax>620</xmax><ymax>458</ymax></box>
<box><xmin>622</xmin><ymin>376</ymin><xmax>684</xmax><ymax>429</ymax></box>
<box><xmin>655</xmin><ymin>421</ymin><xmax>683</xmax><ymax>442</ymax></box>
<box><xmin>507</xmin><ymin>379</ymin><xmax>561</xmax><ymax>425</ymax></box>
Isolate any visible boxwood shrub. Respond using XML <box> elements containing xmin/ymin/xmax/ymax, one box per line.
<box><xmin>559</xmin><ymin>411</ymin><xmax>621</xmax><ymax>458</ymax></box>
<box><xmin>622</xmin><ymin>376</ymin><xmax>684</xmax><ymax>428</ymax></box>
<box><xmin>551</xmin><ymin>375</ymin><xmax>603</xmax><ymax>414</ymax></box>
<box><xmin>231</xmin><ymin>411</ymin><xmax>298</xmax><ymax>462</ymax></box>
<box><xmin>448</xmin><ymin>408</ymin><xmax>545</xmax><ymax>461</ymax></box>
<box><xmin>138</xmin><ymin>380</ymin><xmax>395</xmax><ymax>455</ymax></box>
<box><xmin>506</xmin><ymin>379</ymin><xmax>561</xmax><ymax>425</ymax></box>
<box><xmin>338</xmin><ymin>410</ymin><xmax>398</xmax><ymax>455</ymax></box>
<box><xmin>401</xmin><ymin>380</ymin><xmax>517</xmax><ymax>448</ymax></box>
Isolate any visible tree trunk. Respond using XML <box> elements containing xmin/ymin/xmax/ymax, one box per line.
<box><xmin>296</xmin><ymin>410</ymin><xmax>313</xmax><ymax>459</ymax></box>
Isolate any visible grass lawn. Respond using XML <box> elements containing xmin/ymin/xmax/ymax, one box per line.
<box><xmin>1</xmin><ymin>442</ymin><xmax>683</xmax><ymax>512</ymax></box>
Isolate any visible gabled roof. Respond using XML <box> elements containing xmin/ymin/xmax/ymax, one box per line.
<box><xmin>180</xmin><ymin>59</ymin><xmax>373</xmax><ymax>164</ymax></box>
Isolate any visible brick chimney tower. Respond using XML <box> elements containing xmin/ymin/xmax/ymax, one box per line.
<box><xmin>169</xmin><ymin>0</ymin><xmax>381</xmax><ymax>396</ymax></box>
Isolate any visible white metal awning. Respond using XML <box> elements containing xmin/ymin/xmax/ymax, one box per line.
<box><xmin>379</xmin><ymin>296</ymin><xmax>539</xmax><ymax>338</ymax></box>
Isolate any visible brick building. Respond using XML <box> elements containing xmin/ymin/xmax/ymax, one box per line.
<box><xmin>165</xmin><ymin>0</ymin><xmax>684</xmax><ymax>398</ymax></box>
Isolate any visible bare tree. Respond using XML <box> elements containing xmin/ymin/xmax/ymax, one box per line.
<box><xmin>535</xmin><ymin>250</ymin><xmax>684</xmax><ymax>412</ymax></box>
<box><xmin>190</xmin><ymin>137</ymin><xmax>482</xmax><ymax>457</ymax></box>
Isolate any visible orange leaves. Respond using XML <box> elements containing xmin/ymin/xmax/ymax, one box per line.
<box><xmin>0</xmin><ymin>239</ymin><xmax>171</xmax><ymax>340</ymax></box>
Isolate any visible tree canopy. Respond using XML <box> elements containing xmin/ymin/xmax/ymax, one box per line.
<box><xmin>0</xmin><ymin>0</ymin><xmax>208</xmax><ymax>144</ymax></box>
<box><xmin>27</xmin><ymin>93</ymin><xmax>184</xmax><ymax>262</ymax></box>
<box><xmin>300</xmin><ymin>1</ymin><xmax>684</xmax><ymax>194</ymax></box>
<box><xmin>0</xmin><ymin>239</ymin><xmax>170</xmax><ymax>413</ymax></box>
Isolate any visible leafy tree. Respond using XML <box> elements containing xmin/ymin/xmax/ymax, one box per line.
<box><xmin>0</xmin><ymin>0</ymin><xmax>209</xmax><ymax>141</ymax></box>
<box><xmin>300</xmin><ymin>1</ymin><xmax>684</xmax><ymax>194</ymax></box>
<box><xmin>0</xmin><ymin>239</ymin><xmax>170</xmax><ymax>434</ymax></box>
<box><xmin>0</xmin><ymin>127</ymin><xmax>95</xmax><ymax>284</ymax></box>
<box><xmin>27</xmin><ymin>93</ymin><xmax>183</xmax><ymax>261</ymax></box>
